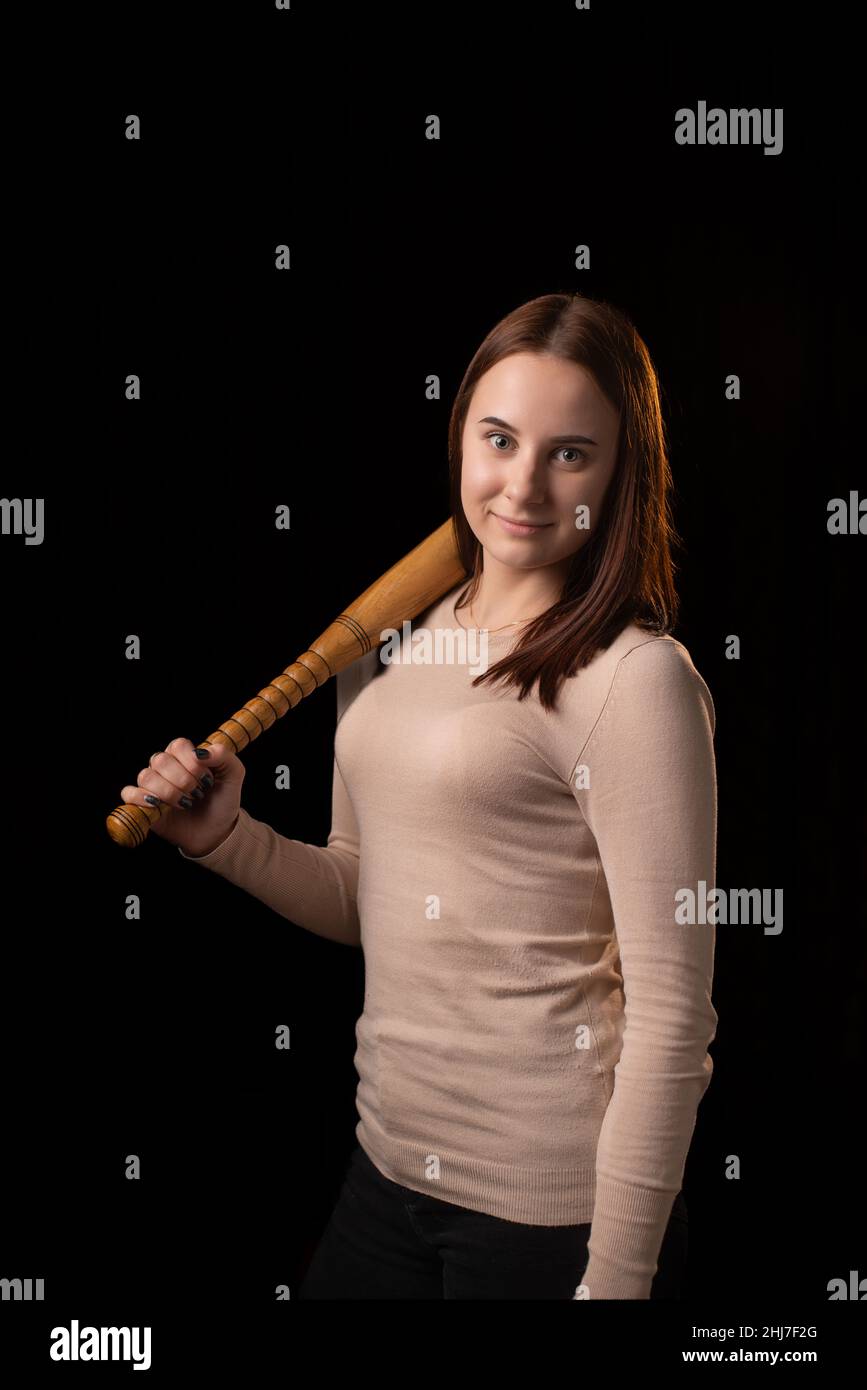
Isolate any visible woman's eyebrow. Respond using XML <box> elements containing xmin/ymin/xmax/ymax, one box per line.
<box><xmin>478</xmin><ymin>415</ymin><xmax>598</xmax><ymax>446</ymax></box>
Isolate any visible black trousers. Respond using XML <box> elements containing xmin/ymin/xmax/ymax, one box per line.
<box><xmin>298</xmin><ymin>1142</ymin><xmax>689</xmax><ymax>1300</ymax></box>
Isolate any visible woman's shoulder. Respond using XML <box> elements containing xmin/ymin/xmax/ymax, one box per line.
<box><xmin>596</xmin><ymin>623</ymin><xmax>716</xmax><ymax>733</ymax></box>
<box><xmin>335</xmin><ymin>644</ymin><xmax>384</xmax><ymax>723</ymax></box>
<box><xmin>616</xmin><ymin>622</ymin><xmax>711</xmax><ymax>685</ymax></box>
<box><xmin>555</xmin><ymin>621</ymin><xmax>715</xmax><ymax>734</ymax></box>
<box><xmin>335</xmin><ymin>583</ymin><xmax>465</xmax><ymax>723</ymax></box>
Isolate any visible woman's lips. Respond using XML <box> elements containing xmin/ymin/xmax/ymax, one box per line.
<box><xmin>492</xmin><ymin>512</ymin><xmax>553</xmax><ymax>536</ymax></box>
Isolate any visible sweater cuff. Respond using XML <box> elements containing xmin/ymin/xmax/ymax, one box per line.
<box><xmin>577</xmin><ymin>1175</ymin><xmax>677</xmax><ymax>1300</ymax></box>
<box><xmin>176</xmin><ymin>810</ymin><xmax>245</xmax><ymax>864</ymax></box>
<box><xmin>577</xmin><ymin>1249</ymin><xmax>654</xmax><ymax>1300</ymax></box>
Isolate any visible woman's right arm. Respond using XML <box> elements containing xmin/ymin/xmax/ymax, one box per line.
<box><xmin>177</xmin><ymin>754</ymin><xmax>362</xmax><ymax>947</ymax></box>
<box><xmin>119</xmin><ymin>655</ymin><xmax>378</xmax><ymax>948</ymax></box>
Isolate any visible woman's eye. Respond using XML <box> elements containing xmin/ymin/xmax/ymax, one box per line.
<box><xmin>484</xmin><ymin>432</ymin><xmax>586</xmax><ymax>465</ymax></box>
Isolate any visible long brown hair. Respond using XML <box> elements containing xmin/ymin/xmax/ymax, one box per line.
<box><xmin>448</xmin><ymin>291</ymin><xmax>683</xmax><ymax>712</ymax></box>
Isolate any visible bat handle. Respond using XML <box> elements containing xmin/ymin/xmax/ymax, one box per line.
<box><xmin>105</xmin><ymin>648</ymin><xmax>332</xmax><ymax>848</ymax></box>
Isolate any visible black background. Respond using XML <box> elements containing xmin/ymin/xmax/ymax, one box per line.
<box><xmin>4</xmin><ymin>0</ymin><xmax>864</xmax><ymax>1372</ymax></box>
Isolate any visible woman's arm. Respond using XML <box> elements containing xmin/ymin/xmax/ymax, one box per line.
<box><xmin>571</xmin><ymin>636</ymin><xmax>719</xmax><ymax>1299</ymax></box>
<box><xmin>177</xmin><ymin>754</ymin><xmax>362</xmax><ymax>947</ymax></box>
<box><xmin>176</xmin><ymin>652</ymin><xmax>382</xmax><ymax>946</ymax></box>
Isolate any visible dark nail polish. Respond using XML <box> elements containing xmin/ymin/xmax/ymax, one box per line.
<box><xmin>199</xmin><ymin>771</ymin><xmax>214</xmax><ymax>790</ymax></box>
<box><xmin>179</xmin><ymin>795</ymin><xmax>194</xmax><ymax>809</ymax></box>
<box><xmin>144</xmin><ymin>794</ymin><xmax>162</xmax><ymax>808</ymax></box>
<box><xmin>194</xmin><ymin>747</ymin><xmax>211</xmax><ymax>759</ymax></box>
<box><xmin>191</xmin><ymin>786</ymin><xmax>205</xmax><ymax>801</ymax></box>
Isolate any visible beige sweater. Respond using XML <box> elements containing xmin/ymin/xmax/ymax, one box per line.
<box><xmin>179</xmin><ymin>584</ymin><xmax>719</xmax><ymax>1298</ymax></box>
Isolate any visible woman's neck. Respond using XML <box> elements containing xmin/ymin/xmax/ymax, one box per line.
<box><xmin>467</xmin><ymin>561</ymin><xmax>567</xmax><ymax>630</ymax></box>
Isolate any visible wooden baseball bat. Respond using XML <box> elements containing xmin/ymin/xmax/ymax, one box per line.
<box><xmin>106</xmin><ymin>517</ymin><xmax>467</xmax><ymax>848</ymax></box>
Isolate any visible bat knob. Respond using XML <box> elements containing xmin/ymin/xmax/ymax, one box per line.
<box><xmin>106</xmin><ymin>801</ymin><xmax>160</xmax><ymax>848</ymax></box>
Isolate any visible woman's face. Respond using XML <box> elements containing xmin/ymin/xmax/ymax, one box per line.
<box><xmin>460</xmin><ymin>351</ymin><xmax>621</xmax><ymax>573</ymax></box>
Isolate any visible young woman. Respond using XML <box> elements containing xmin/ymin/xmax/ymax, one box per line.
<box><xmin>121</xmin><ymin>292</ymin><xmax>718</xmax><ymax>1300</ymax></box>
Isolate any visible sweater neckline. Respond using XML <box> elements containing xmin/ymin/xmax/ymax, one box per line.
<box><xmin>448</xmin><ymin>588</ymin><xmax>525</xmax><ymax>645</ymax></box>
